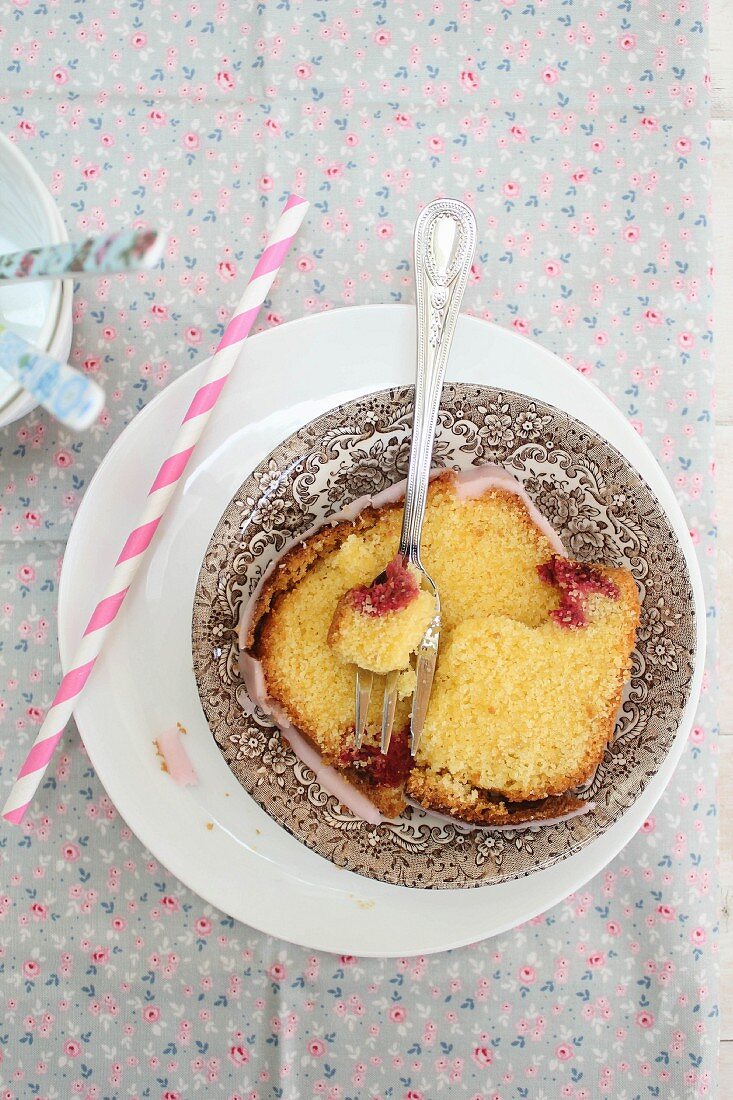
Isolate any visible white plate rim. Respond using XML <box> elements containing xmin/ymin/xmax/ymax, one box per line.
<box><xmin>58</xmin><ymin>305</ymin><xmax>706</xmax><ymax>955</ymax></box>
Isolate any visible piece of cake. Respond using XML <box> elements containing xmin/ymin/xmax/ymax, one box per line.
<box><xmin>242</xmin><ymin>471</ymin><xmax>640</xmax><ymax>823</ymax></box>
<box><xmin>406</xmin><ymin>559</ymin><xmax>640</xmax><ymax>823</ymax></box>
<box><xmin>243</xmin><ymin>472</ymin><xmax>562</xmax><ymax>816</ymax></box>
<box><xmin>327</xmin><ymin>556</ymin><xmax>435</xmax><ymax>675</ymax></box>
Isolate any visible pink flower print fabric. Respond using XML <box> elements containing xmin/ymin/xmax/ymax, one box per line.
<box><xmin>0</xmin><ymin>1</ymin><xmax>716</xmax><ymax>1096</ymax></box>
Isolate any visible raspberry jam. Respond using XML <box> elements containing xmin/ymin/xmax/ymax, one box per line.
<box><xmin>339</xmin><ymin>726</ymin><xmax>413</xmax><ymax>788</ymax></box>
<box><xmin>348</xmin><ymin>555</ymin><xmax>419</xmax><ymax>616</ymax></box>
<box><xmin>538</xmin><ymin>554</ymin><xmax>619</xmax><ymax>629</ymax></box>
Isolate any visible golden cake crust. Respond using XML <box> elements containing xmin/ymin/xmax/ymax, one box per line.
<box><xmin>243</xmin><ymin>500</ymin><xmax>400</xmax><ymax>650</ymax></box>
<box><xmin>405</xmin><ymin>768</ymin><xmax>586</xmax><ymax>825</ymax></box>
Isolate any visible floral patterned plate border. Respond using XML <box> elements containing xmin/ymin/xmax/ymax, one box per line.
<box><xmin>192</xmin><ymin>384</ymin><xmax>696</xmax><ymax>889</ymax></box>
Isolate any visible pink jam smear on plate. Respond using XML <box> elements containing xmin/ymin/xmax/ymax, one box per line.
<box><xmin>156</xmin><ymin>726</ymin><xmax>198</xmax><ymax>787</ymax></box>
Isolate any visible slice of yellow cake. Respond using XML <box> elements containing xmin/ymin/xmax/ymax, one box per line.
<box><xmin>407</xmin><ymin>561</ymin><xmax>640</xmax><ymax>823</ymax></box>
<box><xmin>327</xmin><ymin>556</ymin><xmax>435</xmax><ymax>676</ymax></box>
<box><xmin>244</xmin><ymin>472</ymin><xmax>563</xmax><ymax>816</ymax></box>
<box><xmin>243</xmin><ymin>471</ymin><xmax>640</xmax><ymax>823</ymax></box>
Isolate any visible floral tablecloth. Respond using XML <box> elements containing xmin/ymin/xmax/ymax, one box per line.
<box><xmin>0</xmin><ymin>2</ymin><xmax>717</xmax><ymax>1097</ymax></box>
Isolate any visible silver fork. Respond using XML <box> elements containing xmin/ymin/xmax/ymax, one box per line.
<box><xmin>355</xmin><ymin>197</ymin><xmax>477</xmax><ymax>756</ymax></box>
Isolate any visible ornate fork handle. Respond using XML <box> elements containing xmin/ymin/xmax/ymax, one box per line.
<box><xmin>399</xmin><ymin>199</ymin><xmax>477</xmax><ymax>564</ymax></box>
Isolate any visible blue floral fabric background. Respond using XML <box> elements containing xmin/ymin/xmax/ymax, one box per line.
<box><xmin>0</xmin><ymin>1</ymin><xmax>717</xmax><ymax>1097</ymax></box>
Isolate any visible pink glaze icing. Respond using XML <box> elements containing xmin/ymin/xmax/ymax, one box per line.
<box><xmin>238</xmin><ymin>652</ymin><xmax>271</xmax><ymax>713</ymax></box>
<box><xmin>331</xmin><ymin>493</ymin><xmax>371</xmax><ymax>522</ymax></box>
<box><xmin>156</xmin><ymin>727</ymin><xmax>198</xmax><ymax>787</ymax></box>
<box><xmin>331</xmin><ymin>479</ymin><xmax>413</xmax><ymax>520</ymax></box>
<box><xmin>279</xmin><ymin>724</ymin><xmax>383</xmax><ymax>827</ymax></box>
<box><xmin>238</xmin><ymin>650</ymin><xmax>384</xmax><ymax>824</ymax></box>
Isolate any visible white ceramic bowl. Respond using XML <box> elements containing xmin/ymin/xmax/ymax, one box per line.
<box><xmin>0</xmin><ymin>132</ymin><xmax>73</xmax><ymax>427</ymax></box>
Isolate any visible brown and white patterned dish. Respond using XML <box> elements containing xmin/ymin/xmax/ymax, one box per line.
<box><xmin>191</xmin><ymin>384</ymin><xmax>696</xmax><ymax>889</ymax></box>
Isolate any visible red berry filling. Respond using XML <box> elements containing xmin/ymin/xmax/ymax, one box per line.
<box><xmin>339</xmin><ymin>726</ymin><xmax>413</xmax><ymax>788</ymax></box>
<box><xmin>348</xmin><ymin>555</ymin><xmax>419</xmax><ymax>616</ymax></box>
<box><xmin>538</xmin><ymin>555</ymin><xmax>619</xmax><ymax>629</ymax></box>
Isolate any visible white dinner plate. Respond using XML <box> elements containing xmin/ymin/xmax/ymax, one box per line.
<box><xmin>59</xmin><ymin>305</ymin><xmax>705</xmax><ymax>956</ymax></box>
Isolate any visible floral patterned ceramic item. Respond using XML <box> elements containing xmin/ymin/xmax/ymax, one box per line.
<box><xmin>193</xmin><ymin>383</ymin><xmax>697</xmax><ymax>889</ymax></box>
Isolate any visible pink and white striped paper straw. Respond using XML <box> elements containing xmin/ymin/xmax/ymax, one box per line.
<box><xmin>2</xmin><ymin>193</ymin><xmax>309</xmax><ymax>825</ymax></box>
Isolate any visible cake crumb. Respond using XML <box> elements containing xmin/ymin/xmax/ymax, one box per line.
<box><xmin>353</xmin><ymin>898</ymin><xmax>376</xmax><ymax>910</ymax></box>
<box><xmin>153</xmin><ymin>740</ymin><xmax>169</xmax><ymax>773</ymax></box>
<box><xmin>205</xmin><ymin>822</ymin><xmax>214</xmax><ymax>831</ymax></box>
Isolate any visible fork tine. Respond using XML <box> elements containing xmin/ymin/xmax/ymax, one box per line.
<box><xmin>380</xmin><ymin>670</ymin><xmax>399</xmax><ymax>754</ymax></box>
<box><xmin>354</xmin><ymin>668</ymin><xmax>373</xmax><ymax>749</ymax></box>
<box><xmin>410</xmin><ymin>616</ymin><xmax>440</xmax><ymax>756</ymax></box>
